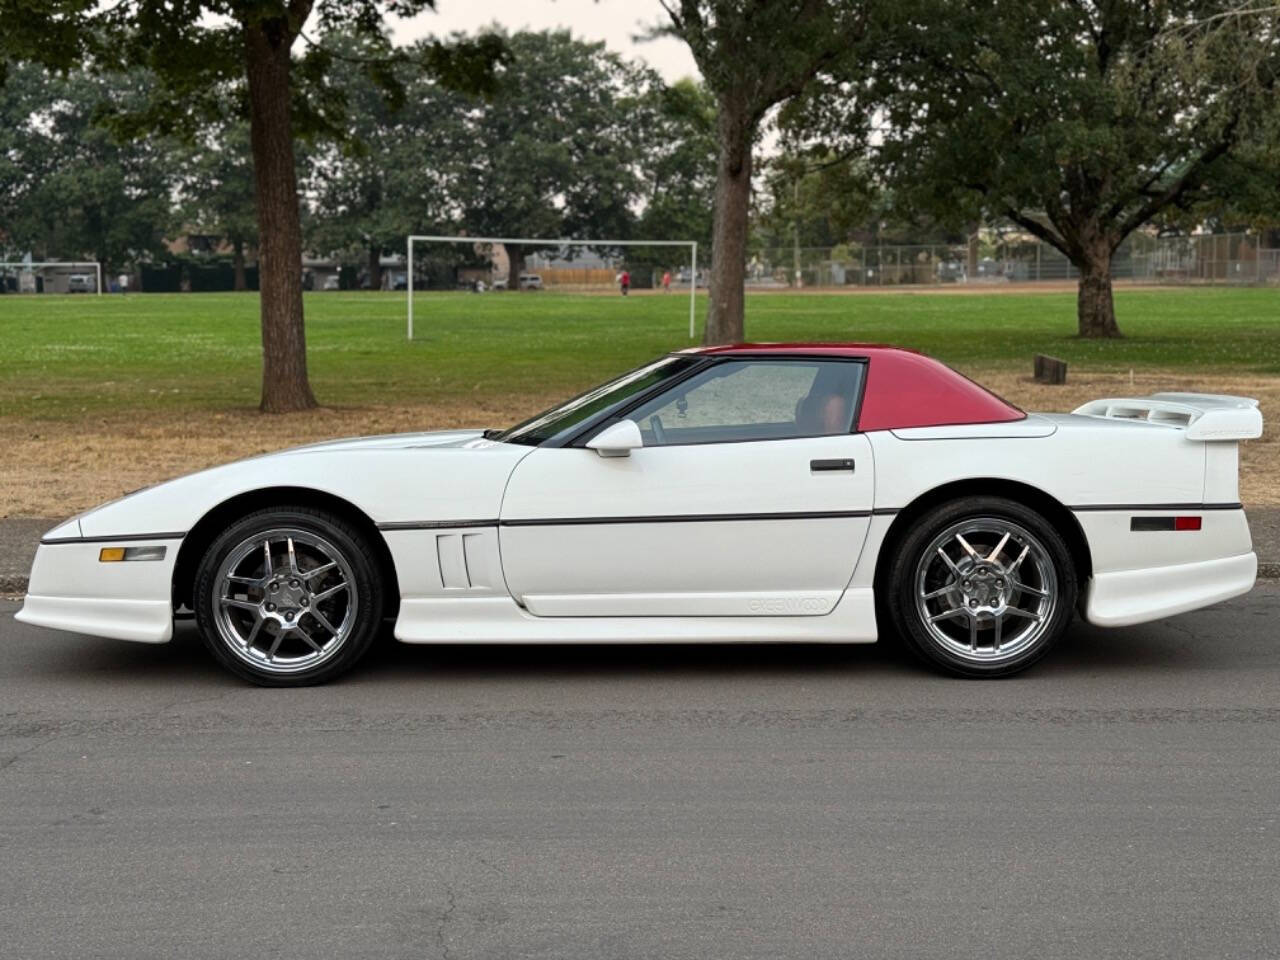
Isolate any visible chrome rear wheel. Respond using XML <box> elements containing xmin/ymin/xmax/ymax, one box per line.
<box><xmin>914</xmin><ymin>517</ymin><xmax>1057</xmax><ymax>665</ymax></box>
<box><xmin>886</xmin><ymin>496</ymin><xmax>1077</xmax><ymax>678</ymax></box>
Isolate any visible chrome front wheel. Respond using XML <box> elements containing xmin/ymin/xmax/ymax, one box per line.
<box><xmin>194</xmin><ymin>507</ymin><xmax>384</xmax><ymax>686</ymax></box>
<box><xmin>213</xmin><ymin>528</ymin><xmax>358</xmax><ymax>676</ymax></box>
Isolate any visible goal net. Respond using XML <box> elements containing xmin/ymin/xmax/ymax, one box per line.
<box><xmin>405</xmin><ymin>236</ymin><xmax>700</xmax><ymax>340</ymax></box>
<box><xmin>0</xmin><ymin>261</ymin><xmax>102</xmax><ymax>295</ymax></box>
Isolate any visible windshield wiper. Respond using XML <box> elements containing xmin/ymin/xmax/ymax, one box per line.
<box><xmin>481</xmin><ymin>428</ymin><xmax>504</xmax><ymax>440</ymax></box>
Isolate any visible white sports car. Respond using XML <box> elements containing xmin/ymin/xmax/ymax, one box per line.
<box><xmin>17</xmin><ymin>344</ymin><xmax>1263</xmax><ymax>685</ymax></box>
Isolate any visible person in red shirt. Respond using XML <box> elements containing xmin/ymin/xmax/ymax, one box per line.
<box><xmin>620</xmin><ymin>269</ymin><xmax>630</xmax><ymax>296</ymax></box>
<box><xmin>661</xmin><ymin>270</ymin><xmax>671</xmax><ymax>293</ymax></box>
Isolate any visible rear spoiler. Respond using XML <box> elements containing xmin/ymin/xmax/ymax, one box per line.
<box><xmin>1072</xmin><ymin>392</ymin><xmax>1263</xmax><ymax>441</ymax></box>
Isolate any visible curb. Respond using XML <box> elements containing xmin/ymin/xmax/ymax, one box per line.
<box><xmin>3</xmin><ymin>565</ymin><xmax>1280</xmax><ymax>601</ymax></box>
<box><xmin>0</xmin><ymin>576</ymin><xmax>28</xmax><ymax>596</ymax></box>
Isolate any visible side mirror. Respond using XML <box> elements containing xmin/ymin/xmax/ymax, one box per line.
<box><xmin>586</xmin><ymin>419</ymin><xmax>643</xmax><ymax>458</ymax></box>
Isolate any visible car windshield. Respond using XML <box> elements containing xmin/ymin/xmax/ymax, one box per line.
<box><xmin>495</xmin><ymin>355</ymin><xmax>698</xmax><ymax>446</ymax></box>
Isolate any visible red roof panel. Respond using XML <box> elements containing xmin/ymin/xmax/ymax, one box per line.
<box><xmin>685</xmin><ymin>342</ymin><xmax>1024</xmax><ymax>430</ymax></box>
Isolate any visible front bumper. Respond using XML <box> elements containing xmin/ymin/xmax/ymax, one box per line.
<box><xmin>13</xmin><ymin>538</ymin><xmax>179</xmax><ymax>643</ymax></box>
<box><xmin>15</xmin><ymin>595</ymin><xmax>173</xmax><ymax>642</ymax></box>
<box><xmin>1084</xmin><ymin>552</ymin><xmax>1257</xmax><ymax>628</ymax></box>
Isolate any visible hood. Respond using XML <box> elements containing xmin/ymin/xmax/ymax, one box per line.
<box><xmin>271</xmin><ymin>429</ymin><xmax>488</xmax><ymax>456</ymax></box>
<box><xmin>70</xmin><ymin>427</ymin><xmax>529</xmax><ymax>541</ymax></box>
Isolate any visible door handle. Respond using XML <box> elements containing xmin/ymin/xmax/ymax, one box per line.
<box><xmin>810</xmin><ymin>458</ymin><xmax>856</xmax><ymax>472</ymax></box>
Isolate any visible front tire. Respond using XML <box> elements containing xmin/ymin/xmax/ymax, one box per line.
<box><xmin>193</xmin><ymin>506</ymin><xmax>385</xmax><ymax>686</ymax></box>
<box><xmin>885</xmin><ymin>497</ymin><xmax>1077</xmax><ymax>678</ymax></box>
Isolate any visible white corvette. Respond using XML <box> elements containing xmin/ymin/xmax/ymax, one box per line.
<box><xmin>17</xmin><ymin>344</ymin><xmax>1263</xmax><ymax>684</ymax></box>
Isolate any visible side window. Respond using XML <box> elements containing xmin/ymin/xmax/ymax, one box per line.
<box><xmin>627</xmin><ymin>359</ymin><xmax>863</xmax><ymax>446</ymax></box>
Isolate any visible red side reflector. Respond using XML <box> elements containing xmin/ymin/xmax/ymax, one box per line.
<box><xmin>1174</xmin><ymin>516</ymin><xmax>1202</xmax><ymax>531</ymax></box>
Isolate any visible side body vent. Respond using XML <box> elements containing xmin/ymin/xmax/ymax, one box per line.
<box><xmin>435</xmin><ymin>533</ymin><xmax>492</xmax><ymax>589</ymax></box>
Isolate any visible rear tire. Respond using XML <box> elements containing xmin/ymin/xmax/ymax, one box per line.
<box><xmin>885</xmin><ymin>496</ymin><xmax>1076</xmax><ymax>678</ymax></box>
<box><xmin>193</xmin><ymin>506</ymin><xmax>385</xmax><ymax>686</ymax></box>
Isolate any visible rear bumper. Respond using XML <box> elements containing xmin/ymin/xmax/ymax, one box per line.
<box><xmin>1084</xmin><ymin>552</ymin><xmax>1257</xmax><ymax>627</ymax></box>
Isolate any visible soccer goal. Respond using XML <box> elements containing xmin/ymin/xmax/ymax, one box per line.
<box><xmin>0</xmin><ymin>261</ymin><xmax>102</xmax><ymax>295</ymax></box>
<box><xmin>405</xmin><ymin>235</ymin><xmax>699</xmax><ymax>340</ymax></box>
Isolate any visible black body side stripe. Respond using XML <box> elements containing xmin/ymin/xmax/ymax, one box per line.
<box><xmin>379</xmin><ymin>510</ymin><xmax>878</xmax><ymax>530</ymax></box>
<box><xmin>377</xmin><ymin>519</ymin><xmax>498</xmax><ymax>531</ymax></box>
<box><xmin>380</xmin><ymin>503</ymin><xmax>1241</xmax><ymax>531</ymax></box>
<box><xmin>501</xmin><ymin>510</ymin><xmax>872</xmax><ymax>526</ymax></box>
<box><xmin>1069</xmin><ymin>502</ymin><xmax>1242</xmax><ymax>512</ymax></box>
<box><xmin>41</xmin><ymin>531</ymin><xmax>188</xmax><ymax>545</ymax></box>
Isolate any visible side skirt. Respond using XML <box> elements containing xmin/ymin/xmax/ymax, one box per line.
<box><xmin>393</xmin><ymin>588</ymin><xmax>879</xmax><ymax>644</ymax></box>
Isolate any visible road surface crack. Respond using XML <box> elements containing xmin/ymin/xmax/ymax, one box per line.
<box><xmin>436</xmin><ymin>884</ymin><xmax>457</xmax><ymax>960</ymax></box>
<box><xmin>0</xmin><ymin>733</ymin><xmax>64</xmax><ymax>774</ymax></box>
<box><xmin>154</xmin><ymin>688</ymin><xmax>237</xmax><ymax>715</ymax></box>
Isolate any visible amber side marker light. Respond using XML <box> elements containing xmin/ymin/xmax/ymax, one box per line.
<box><xmin>99</xmin><ymin>546</ymin><xmax>167</xmax><ymax>562</ymax></box>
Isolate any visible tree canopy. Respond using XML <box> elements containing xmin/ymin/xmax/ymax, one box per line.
<box><xmin>794</xmin><ymin>0</ymin><xmax>1280</xmax><ymax>336</ymax></box>
<box><xmin>0</xmin><ymin>62</ymin><xmax>173</xmax><ymax>273</ymax></box>
<box><xmin>0</xmin><ymin>0</ymin><xmax>507</xmax><ymax>411</ymax></box>
<box><xmin>296</xmin><ymin>29</ymin><xmax>717</xmax><ymax>289</ymax></box>
<box><xmin>176</xmin><ymin>116</ymin><xmax>259</xmax><ymax>290</ymax></box>
<box><xmin>4</xmin><ymin>0</ymin><xmax>1277</xmax><ymax>356</ymax></box>
<box><xmin>441</xmin><ymin>30</ymin><xmax>664</xmax><ymax>284</ymax></box>
<box><xmin>658</xmin><ymin>0</ymin><xmax>873</xmax><ymax>343</ymax></box>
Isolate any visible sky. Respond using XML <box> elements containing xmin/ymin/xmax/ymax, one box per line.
<box><xmin>391</xmin><ymin>0</ymin><xmax>701</xmax><ymax>84</ymax></box>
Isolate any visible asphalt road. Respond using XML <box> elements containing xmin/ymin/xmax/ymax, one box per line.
<box><xmin>2</xmin><ymin>591</ymin><xmax>1279</xmax><ymax>960</ymax></box>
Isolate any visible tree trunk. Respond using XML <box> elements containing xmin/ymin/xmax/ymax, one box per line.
<box><xmin>1076</xmin><ymin>239</ymin><xmax>1122</xmax><ymax>338</ymax></box>
<box><xmin>507</xmin><ymin>244</ymin><xmax>526</xmax><ymax>289</ymax></box>
<box><xmin>244</xmin><ymin>10</ymin><xmax>317</xmax><ymax>413</ymax></box>
<box><xmin>704</xmin><ymin>100</ymin><xmax>753</xmax><ymax>345</ymax></box>
<box><xmin>232</xmin><ymin>239</ymin><xmax>247</xmax><ymax>292</ymax></box>
<box><xmin>368</xmin><ymin>244</ymin><xmax>382</xmax><ymax>291</ymax></box>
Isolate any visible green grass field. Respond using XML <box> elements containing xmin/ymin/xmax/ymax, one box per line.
<box><xmin>2</xmin><ymin>287</ymin><xmax>1278</xmax><ymax>417</ymax></box>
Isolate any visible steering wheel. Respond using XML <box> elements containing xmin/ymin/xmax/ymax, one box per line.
<box><xmin>648</xmin><ymin>414</ymin><xmax>667</xmax><ymax>445</ymax></box>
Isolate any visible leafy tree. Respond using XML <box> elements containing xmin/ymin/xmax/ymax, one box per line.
<box><xmin>304</xmin><ymin>30</ymin><xmax>712</xmax><ymax>292</ymax></box>
<box><xmin>437</xmin><ymin>30</ymin><xmax>662</xmax><ymax>285</ymax></box>
<box><xmin>1177</xmin><ymin>112</ymin><xmax>1280</xmax><ymax>240</ymax></box>
<box><xmin>1</xmin><ymin>0</ymin><xmax>505</xmax><ymax>412</ymax></box>
<box><xmin>755</xmin><ymin>154</ymin><xmax>876</xmax><ymax>252</ymax></box>
<box><xmin>303</xmin><ymin>33</ymin><xmax>468</xmax><ymax>291</ymax></box>
<box><xmin>655</xmin><ymin>0</ymin><xmax>872</xmax><ymax>343</ymax></box>
<box><xmin>633</xmin><ymin>77</ymin><xmax>718</xmax><ymax>270</ymax></box>
<box><xmin>176</xmin><ymin>119</ymin><xmax>258</xmax><ymax>290</ymax></box>
<box><xmin>303</xmin><ymin>50</ymin><xmax>407</xmax><ymax>292</ymax></box>
<box><xmin>861</xmin><ymin>0</ymin><xmax>1280</xmax><ymax>337</ymax></box>
<box><xmin>0</xmin><ymin>62</ymin><xmax>172</xmax><ymax>274</ymax></box>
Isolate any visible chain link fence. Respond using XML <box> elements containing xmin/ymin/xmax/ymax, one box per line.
<box><xmin>748</xmin><ymin>233</ymin><xmax>1280</xmax><ymax>289</ymax></box>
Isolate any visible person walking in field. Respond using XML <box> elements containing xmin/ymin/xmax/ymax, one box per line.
<box><xmin>662</xmin><ymin>270</ymin><xmax>671</xmax><ymax>293</ymax></box>
<box><xmin>620</xmin><ymin>268</ymin><xmax>631</xmax><ymax>296</ymax></box>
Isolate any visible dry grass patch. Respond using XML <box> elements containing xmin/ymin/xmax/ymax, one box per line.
<box><xmin>1</xmin><ymin>368</ymin><xmax>1276</xmax><ymax>519</ymax></box>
